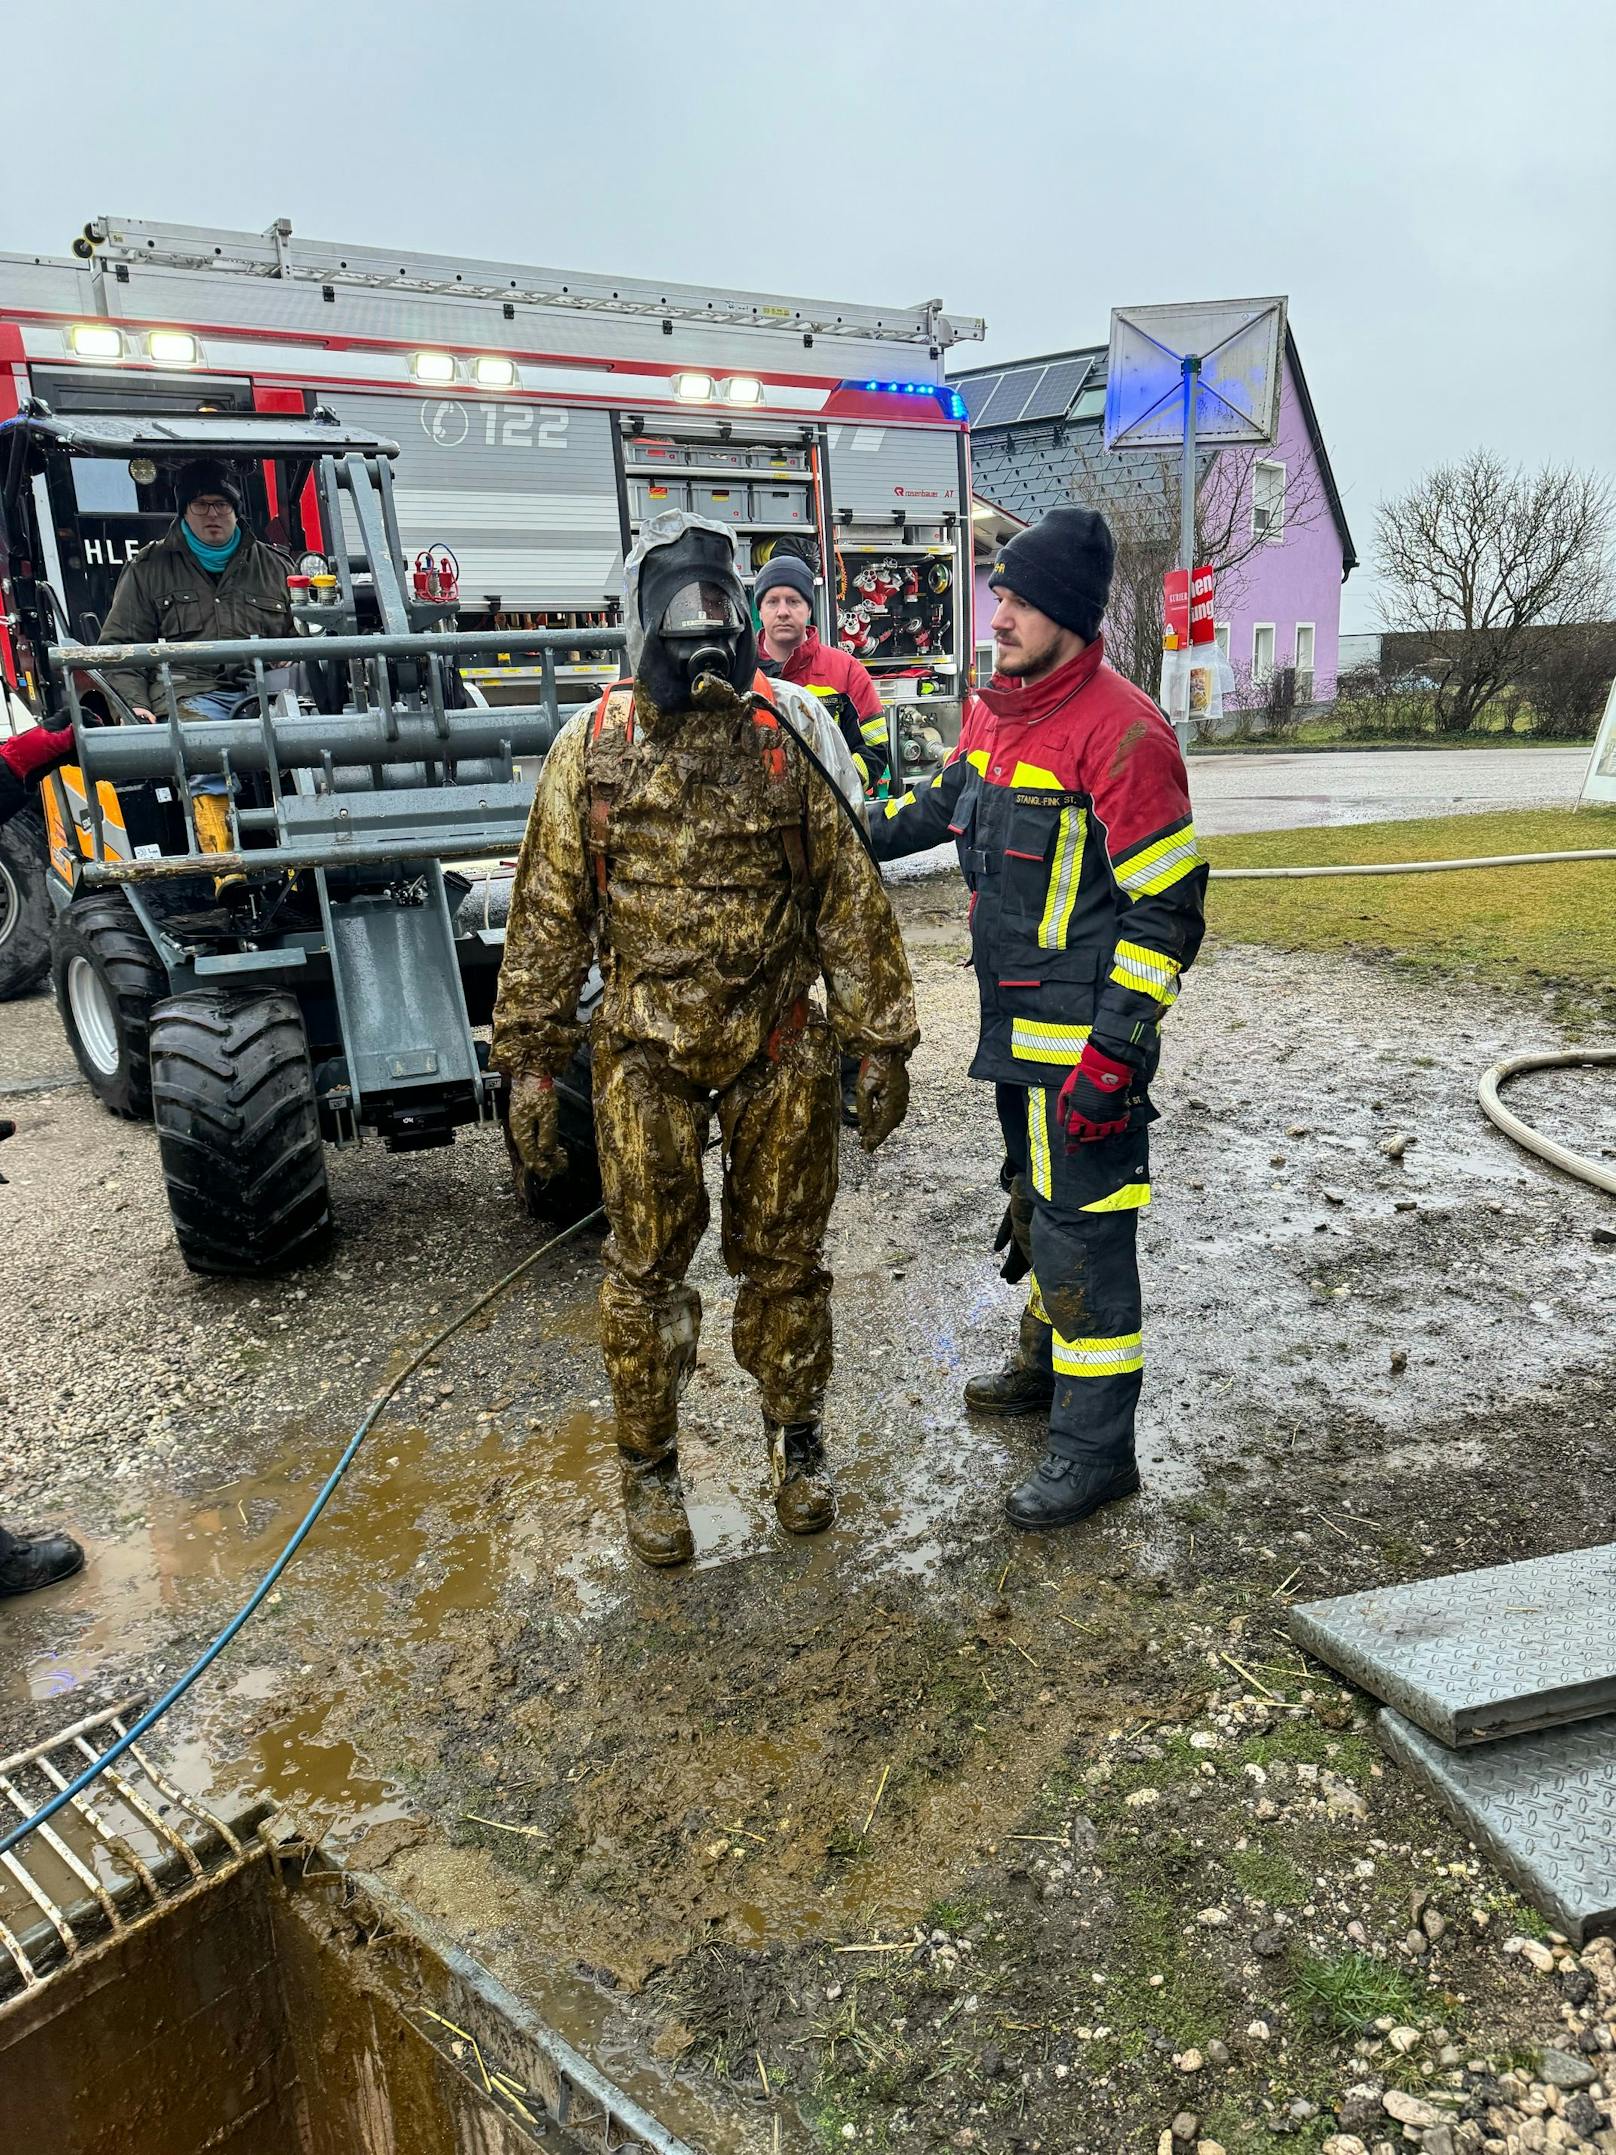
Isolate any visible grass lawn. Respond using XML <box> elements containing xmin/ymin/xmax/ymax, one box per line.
<box><xmin>1203</xmin><ymin>807</ymin><xmax>1616</xmax><ymax>1021</ymax></box>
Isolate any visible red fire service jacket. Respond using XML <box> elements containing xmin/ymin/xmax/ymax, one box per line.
<box><xmin>772</xmin><ymin>630</ymin><xmax>890</xmax><ymax>789</ymax></box>
<box><xmin>870</xmin><ymin>638</ymin><xmax>1206</xmax><ymax>1096</ymax></box>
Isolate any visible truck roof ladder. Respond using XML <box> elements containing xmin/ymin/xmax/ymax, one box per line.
<box><xmin>76</xmin><ymin>216</ymin><xmax>987</xmax><ymax>351</ymax></box>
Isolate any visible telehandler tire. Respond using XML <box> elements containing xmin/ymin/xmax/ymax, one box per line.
<box><xmin>50</xmin><ymin>888</ymin><xmax>168</xmax><ymax>1117</ymax></box>
<box><xmin>0</xmin><ymin>807</ymin><xmax>54</xmax><ymax>1002</ymax></box>
<box><xmin>150</xmin><ymin>988</ymin><xmax>334</xmax><ymax>1276</ymax></box>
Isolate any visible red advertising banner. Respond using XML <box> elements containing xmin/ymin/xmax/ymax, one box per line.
<box><xmin>1162</xmin><ymin>568</ymin><xmax>1189</xmax><ymax>644</ymax></box>
<box><xmin>1189</xmin><ymin>564</ymin><xmax>1216</xmax><ymax>646</ymax></box>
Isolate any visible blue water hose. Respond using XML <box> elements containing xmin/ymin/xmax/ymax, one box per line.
<box><xmin>0</xmin><ymin>1203</ymin><xmax>604</xmax><ymax>1860</ymax></box>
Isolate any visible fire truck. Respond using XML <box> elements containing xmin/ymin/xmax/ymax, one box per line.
<box><xmin>0</xmin><ymin>214</ymin><xmax>983</xmax><ymax>997</ymax></box>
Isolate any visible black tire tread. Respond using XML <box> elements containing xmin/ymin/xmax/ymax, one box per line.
<box><xmin>149</xmin><ymin>989</ymin><xmax>333</xmax><ymax>1276</ymax></box>
<box><xmin>0</xmin><ymin>806</ymin><xmax>51</xmax><ymax>1000</ymax></box>
<box><xmin>50</xmin><ymin>890</ymin><xmax>169</xmax><ymax>1117</ymax></box>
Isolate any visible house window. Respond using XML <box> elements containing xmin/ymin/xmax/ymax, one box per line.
<box><xmin>1253</xmin><ymin>459</ymin><xmax>1286</xmax><ymax>540</ymax></box>
<box><xmin>1252</xmin><ymin>623</ymin><xmax>1276</xmax><ymax>683</ymax></box>
<box><xmin>1070</xmin><ymin>386</ymin><xmax>1106</xmax><ymax>422</ymax></box>
<box><xmin>975</xmin><ymin>640</ymin><xmax>996</xmax><ymax>685</ymax></box>
<box><xmin>1214</xmin><ymin>621</ymin><xmax>1230</xmax><ymax>660</ymax></box>
<box><xmin>1294</xmin><ymin>622</ymin><xmax>1315</xmax><ymax>699</ymax></box>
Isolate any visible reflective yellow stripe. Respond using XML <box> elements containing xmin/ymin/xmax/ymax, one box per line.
<box><xmin>861</xmin><ymin>712</ymin><xmax>890</xmax><ymax>743</ymax></box>
<box><xmin>966</xmin><ymin>749</ymin><xmax>990</xmax><ymax>775</ymax></box>
<box><xmin>1027</xmin><ymin>1271</ymin><xmax>1049</xmax><ymax>1324</ymax></box>
<box><xmin>1052</xmin><ymin>1329</ymin><xmax>1144</xmax><ymax>1378</ymax></box>
<box><xmin>1027</xmin><ymin>1087</ymin><xmax>1052</xmax><ymax>1199</ymax></box>
<box><xmin>883</xmin><ymin>789</ymin><xmax>917</xmax><ymax>818</ymax></box>
<box><xmin>1114</xmin><ymin>824</ymin><xmax>1201</xmax><ymax>897</ymax></box>
<box><xmin>1109</xmin><ymin>937</ymin><xmax>1181</xmax><ymax>1006</ymax></box>
<box><xmin>1010</xmin><ymin>1018</ymin><xmax>1092</xmax><ymax>1065</ymax></box>
<box><xmin>1080</xmin><ymin>1181</ymin><xmax>1152</xmax><ymax>1213</ymax></box>
<box><xmin>1037</xmin><ymin>806</ymin><xmax>1087</xmax><ymax>949</ymax></box>
<box><xmin>1009</xmin><ymin>761</ymin><xmax>1062</xmax><ymax>788</ymax></box>
<box><xmin>852</xmin><ymin>752</ymin><xmax>870</xmax><ymax>786</ymax></box>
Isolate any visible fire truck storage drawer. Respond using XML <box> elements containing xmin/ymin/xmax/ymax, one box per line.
<box><xmin>752</xmin><ymin>485</ymin><xmax>809</xmax><ymax>525</ymax></box>
<box><xmin>630</xmin><ymin>477</ymin><xmax>691</xmax><ymax>519</ymax></box>
<box><xmin>692</xmin><ymin>485</ymin><xmax>749</xmax><ymax>524</ymax></box>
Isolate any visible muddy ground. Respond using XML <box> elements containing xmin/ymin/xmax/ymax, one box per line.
<box><xmin>2</xmin><ymin>875</ymin><xmax>1614</xmax><ymax>2154</ymax></box>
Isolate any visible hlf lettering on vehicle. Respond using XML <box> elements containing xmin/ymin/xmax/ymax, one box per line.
<box><xmin>82</xmin><ymin>536</ymin><xmax>143</xmax><ymax>568</ymax></box>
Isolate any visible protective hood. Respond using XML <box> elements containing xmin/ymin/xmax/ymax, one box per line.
<box><xmin>624</xmin><ymin>509</ymin><xmax>757</xmax><ymax>713</ymax></box>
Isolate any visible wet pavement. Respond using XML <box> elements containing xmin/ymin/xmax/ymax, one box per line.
<box><xmin>1188</xmin><ymin>743</ymin><xmax>1589</xmax><ymax>836</ymax></box>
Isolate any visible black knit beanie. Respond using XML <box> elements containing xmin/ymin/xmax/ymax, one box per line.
<box><xmin>752</xmin><ymin>554</ymin><xmax>815</xmax><ymax>606</ymax></box>
<box><xmin>988</xmin><ymin>505</ymin><xmax>1114</xmax><ymax>640</ymax></box>
<box><xmin>173</xmin><ymin>458</ymin><xmax>244</xmax><ymax>515</ymax></box>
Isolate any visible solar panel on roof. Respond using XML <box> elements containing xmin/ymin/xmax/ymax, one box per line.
<box><xmin>957</xmin><ymin>376</ymin><xmax>1001</xmax><ymax>422</ymax></box>
<box><xmin>975</xmin><ymin>368</ymin><xmax>1042</xmax><ymax>428</ymax></box>
<box><xmin>1016</xmin><ymin>358</ymin><xmax>1094</xmax><ymax>425</ymax></box>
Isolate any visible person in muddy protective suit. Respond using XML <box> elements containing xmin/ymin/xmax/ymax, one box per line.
<box><xmin>492</xmin><ymin>511</ymin><xmax>919</xmax><ymax>1569</ymax></box>
<box><xmin>871</xmin><ymin>507</ymin><xmax>1206</xmax><ymax>1532</ymax></box>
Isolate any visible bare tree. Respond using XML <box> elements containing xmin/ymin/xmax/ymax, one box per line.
<box><xmin>1375</xmin><ymin>452</ymin><xmax>1615</xmax><ymax>735</ymax></box>
<box><xmin>1511</xmin><ymin>620</ymin><xmax>1616</xmax><ymax>741</ymax></box>
<box><xmin>1100</xmin><ymin>444</ymin><xmax>1325</xmax><ymax>702</ymax></box>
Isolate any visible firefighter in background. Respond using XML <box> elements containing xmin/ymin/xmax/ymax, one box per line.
<box><xmin>872</xmin><ymin>507</ymin><xmax>1206</xmax><ymax>1532</ymax></box>
<box><xmin>98</xmin><ymin>459</ymin><xmax>294</xmax><ymax>888</ymax></box>
<box><xmin>0</xmin><ymin>724</ymin><xmax>87</xmax><ymax>1595</ymax></box>
<box><xmin>754</xmin><ymin>555</ymin><xmax>890</xmax><ymax>792</ymax></box>
<box><xmin>492</xmin><ymin>512</ymin><xmax>917</xmax><ymax>1569</ymax></box>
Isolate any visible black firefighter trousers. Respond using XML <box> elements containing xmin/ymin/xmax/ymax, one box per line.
<box><xmin>996</xmin><ymin>1081</ymin><xmax>1150</xmax><ymax>1471</ymax></box>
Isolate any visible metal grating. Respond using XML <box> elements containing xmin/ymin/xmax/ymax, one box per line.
<box><xmin>1290</xmin><ymin>1543</ymin><xmax>1616</xmax><ymax>1746</ymax></box>
<box><xmin>0</xmin><ymin>1693</ymin><xmax>264</xmax><ymax>2002</ymax></box>
<box><xmin>1379</xmin><ymin>1708</ymin><xmax>1616</xmax><ymax>1945</ymax></box>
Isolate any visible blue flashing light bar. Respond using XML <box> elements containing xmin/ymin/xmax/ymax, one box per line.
<box><xmin>841</xmin><ymin>380</ymin><xmax>969</xmax><ymax>423</ymax></box>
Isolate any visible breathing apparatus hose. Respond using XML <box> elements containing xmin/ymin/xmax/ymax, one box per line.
<box><xmin>746</xmin><ymin>687</ymin><xmax>878</xmax><ymax>862</ymax></box>
<box><xmin>0</xmin><ymin>1201</ymin><xmax>605</xmax><ymax>1861</ymax></box>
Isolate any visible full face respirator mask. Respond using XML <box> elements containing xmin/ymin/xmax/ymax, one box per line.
<box><xmin>624</xmin><ymin>511</ymin><xmax>758</xmax><ymax>711</ymax></box>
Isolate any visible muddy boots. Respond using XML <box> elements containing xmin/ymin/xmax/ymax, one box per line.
<box><xmin>768</xmin><ymin>1418</ymin><xmax>836</xmax><ymax>1534</ymax></box>
<box><xmin>618</xmin><ymin>1450</ymin><xmax>695</xmax><ymax>1568</ymax></box>
<box><xmin>963</xmin><ymin>1305</ymin><xmax>1055</xmax><ymax>1418</ymax></box>
<box><xmin>0</xmin><ymin>1523</ymin><xmax>85</xmax><ymax>1597</ymax></box>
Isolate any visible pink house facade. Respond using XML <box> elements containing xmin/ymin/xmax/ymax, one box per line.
<box><xmin>957</xmin><ymin>326</ymin><xmax>1356</xmax><ymax>707</ymax></box>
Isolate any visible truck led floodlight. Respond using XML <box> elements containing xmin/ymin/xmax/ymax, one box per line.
<box><xmin>148</xmin><ymin>330</ymin><xmax>200</xmax><ymax>366</ymax></box>
<box><xmin>68</xmin><ymin>323</ymin><xmax>124</xmax><ymax>359</ymax></box>
<box><xmin>411</xmin><ymin>350</ymin><xmax>457</xmax><ymax>383</ymax></box>
<box><xmin>672</xmin><ymin>372</ymin><xmax>714</xmax><ymax>401</ymax></box>
<box><xmin>723</xmin><ymin>376</ymin><xmax>763</xmax><ymax>405</ymax></box>
<box><xmin>472</xmin><ymin>356</ymin><xmax>516</xmax><ymax>387</ymax></box>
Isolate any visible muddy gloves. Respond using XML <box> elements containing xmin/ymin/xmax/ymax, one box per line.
<box><xmin>1057</xmin><ymin>1039</ymin><xmax>1136</xmax><ymax>1145</ymax></box>
<box><xmin>504</xmin><ymin>1070</ymin><xmax>566</xmax><ymax>1182</ymax></box>
<box><xmin>854</xmin><ymin>1050</ymin><xmax>910</xmax><ymax>1154</ymax></box>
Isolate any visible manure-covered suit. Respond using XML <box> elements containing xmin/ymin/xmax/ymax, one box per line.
<box><xmin>492</xmin><ymin>513</ymin><xmax>917</xmax><ymax>1565</ymax></box>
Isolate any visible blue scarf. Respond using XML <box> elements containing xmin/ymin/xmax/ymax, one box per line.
<box><xmin>181</xmin><ymin>522</ymin><xmax>242</xmax><ymax>575</ymax></box>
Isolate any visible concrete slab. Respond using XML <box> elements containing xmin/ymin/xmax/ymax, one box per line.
<box><xmin>1379</xmin><ymin>1708</ymin><xmax>1616</xmax><ymax>1945</ymax></box>
<box><xmin>1290</xmin><ymin>1544</ymin><xmax>1616</xmax><ymax>1746</ymax></box>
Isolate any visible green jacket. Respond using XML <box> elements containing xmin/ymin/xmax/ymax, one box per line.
<box><xmin>97</xmin><ymin>522</ymin><xmax>295</xmax><ymax>714</ymax></box>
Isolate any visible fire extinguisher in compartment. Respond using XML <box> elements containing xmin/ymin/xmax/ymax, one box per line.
<box><xmin>413</xmin><ymin>545</ymin><xmax>460</xmax><ymax>603</ymax></box>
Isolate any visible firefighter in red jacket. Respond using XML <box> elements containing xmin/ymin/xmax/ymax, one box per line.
<box><xmin>872</xmin><ymin>508</ymin><xmax>1206</xmax><ymax>1531</ymax></box>
<box><xmin>754</xmin><ymin>555</ymin><xmax>890</xmax><ymax>792</ymax></box>
<box><xmin>0</xmin><ymin>722</ymin><xmax>89</xmax><ymax>1595</ymax></box>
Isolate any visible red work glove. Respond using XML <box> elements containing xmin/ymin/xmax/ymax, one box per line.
<box><xmin>1057</xmin><ymin>1041</ymin><xmax>1136</xmax><ymax>1146</ymax></box>
<box><xmin>1</xmin><ymin>724</ymin><xmax>74</xmax><ymax>786</ymax></box>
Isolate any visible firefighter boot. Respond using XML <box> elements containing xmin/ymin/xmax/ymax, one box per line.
<box><xmin>963</xmin><ymin>1304</ymin><xmax>1055</xmax><ymax>1418</ymax></box>
<box><xmin>768</xmin><ymin>1418</ymin><xmax>836</xmax><ymax>1535</ymax></box>
<box><xmin>1004</xmin><ymin>1452</ymin><xmax>1140</xmax><ymax>1533</ymax></box>
<box><xmin>618</xmin><ymin>1449</ymin><xmax>695</xmax><ymax>1569</ymax></box>
<box><xmin>0</xmin><ymin>1524</ymin><xmax>85</xmax><ymax>1598</ymax></box>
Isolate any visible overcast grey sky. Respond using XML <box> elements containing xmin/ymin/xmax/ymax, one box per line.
<box><xmin>8</xmin><ymin>0</ymin><xmax>1612</xmax><ymax>631</ymax></box>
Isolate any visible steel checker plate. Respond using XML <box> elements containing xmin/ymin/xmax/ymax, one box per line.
<box><xmin>1379</xmin><ymin>1708</ymin><xmax>1616</xmax><ymax>1944</ymax></box>
<box><xmin>1290</xmin><ymin>1543</ymin><xmax>1616</xmax><ymax>1745</ymax></box>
